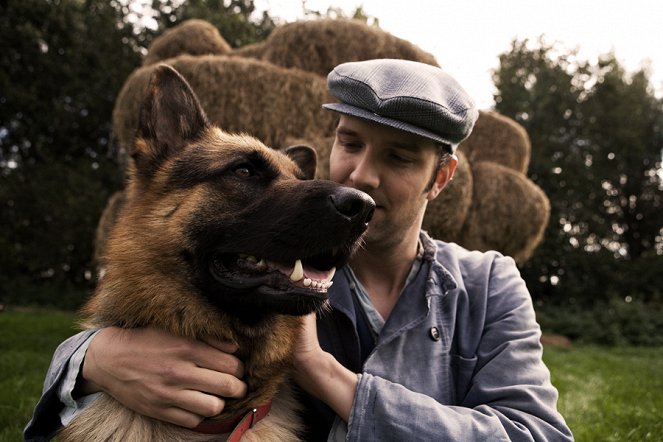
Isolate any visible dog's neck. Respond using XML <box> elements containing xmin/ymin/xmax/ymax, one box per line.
<box><xmin>220</xmin><ymin>314</ymin><xmax>298</xmax><ymax>417</ymax></box>
<box><xmin>87</xmin><ymin>266</ymin><xmax>299</xmax><ymax>419</ymax></box>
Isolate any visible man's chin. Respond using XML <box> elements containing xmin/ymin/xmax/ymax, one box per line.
<box><xmin>362</xmin><ymin>221</ymin><xmax>391</xmax><ymax>248</ymax></box>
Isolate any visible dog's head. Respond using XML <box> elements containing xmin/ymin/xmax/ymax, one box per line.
<box><xmin>109</xmin><ymin>65</ymin><xmax>374</xmax><ymax>326</ymax></box>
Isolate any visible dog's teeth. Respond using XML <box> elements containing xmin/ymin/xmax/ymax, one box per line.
<box><xmin>328</xmin><ymin>266</ymin><xmax>336</xmax><ymax>281</ymax></box>
<box><xmin>303</xmin><ymin>278</ymin><xmax>312</xmax><ymax>287</ymax></box>
<box><xmin>246</xmin><ymin>255</ymin><xmax>257</xmax><ymax>263</ymax></box>
<box><xmin>327</xmin><ymin>281</ymin><xmax>333</xmax><ymax>288</ymax></box>
<box><xmin>256</xmin><ymin>259</ymin><xmax>266</xmax><ymax>269</ymax></box>
<box><xmin>290</xmin><ymin>259</ymin><xmax>304</xmax><ymax>282</ymax></box>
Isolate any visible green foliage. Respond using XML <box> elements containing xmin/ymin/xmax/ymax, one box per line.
<box><xmin>537</xmin><ymin>297</ymin><xmax>663</xmax><ymax>346</ymax></box>
<box><xmin>0</xmin><ymin>0</ymin><xmax>141</xmax><ymax>308</ymax></box>
<box><xmin>0</xmin><ymin>309</ymin><xmax>77</xmax><ymax>440</ymax></box>
<box><xmin>544</xmin><ymin>345</ymin><xmax>663</xmax><ymax>441</ymax></box>
<box><xmin>493</xmin><ymin>38</ymin><xmax>663</xmax><ymax>311</ymax></box>
<box><xmin>301</xmin><ymin>3</ymin><xmax>380</xmax><ymax>26</ymax></box>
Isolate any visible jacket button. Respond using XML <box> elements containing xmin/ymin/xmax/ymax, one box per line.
<box><xmin>429</xmin><ymin>327</ymin><xmax>441</xmax><ymax>341</ymax></box>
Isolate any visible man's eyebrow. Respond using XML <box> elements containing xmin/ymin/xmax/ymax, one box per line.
<box><xmin>335</xmin><ymin>126</ymin><xmax>358</xmax><ymax>136</ymax></box>
<box><xmin>387</xmin><ymin>140</ymin><xmax>427</xmax><ymax>152</ymax></box>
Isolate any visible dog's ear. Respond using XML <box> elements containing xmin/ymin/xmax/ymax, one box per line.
<box><xmin>133</xmin><ymin>64</ymin><xmax>209</xmax><ymax>178</ymax></box>
<box><xmin>284</xmin><ymin>144</ymin><xmax>318</xmax><ymax>180</ymax></box>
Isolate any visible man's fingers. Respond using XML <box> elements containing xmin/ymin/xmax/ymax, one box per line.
<box><xmin>170</xmin><ymin>389</ymin><xmax>226</xmax><ymax>419</ymax></box>
<box><xmin>190</xmin><ymin>341</ymin><xmax>245</xmax><ymax>379</ymax></box>
<box><xmin>205</xmin><ymin>338</ymin><xmax>240</xmax><ymax>355</ymax></box>
<box><xmin>186</xmin><ymin>368</ymin><xmax>248</xmax><ymax>399</ymax></box>
<box><xmin>155</xmin><ymin>406</ymin><xmax>206</xmax><ymax>428</ymax></box>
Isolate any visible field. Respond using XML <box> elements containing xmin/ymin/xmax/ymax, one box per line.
<box><xmin>1</xmin><ymin>309</ymin><xmax>662</xmax><ymax>441</ymax></box>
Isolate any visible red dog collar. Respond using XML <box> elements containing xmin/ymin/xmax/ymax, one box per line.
<box><xmin>191</xmin><ymin>400</ymin><xmax>272</xmax><ymax>441</ymax></box>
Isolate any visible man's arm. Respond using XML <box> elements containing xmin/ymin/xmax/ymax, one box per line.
<box><xmin>24</xmin><ymin>327</ymin><xmax>248</xmax><ymax>441</ymax></box>
<box><xmin>79</xmin><ymin>327</ymin><xmax>248</xmax><ymax>427</ymax></box>
<box><xmin>291</xmin><ymin>314</ymin><xmax>358</xmax><ymax>423</ymax></box>
<box><xmin>24</xmin><ymin>330</ymin><xmax>98</xmax><ymax>441</ymax></box>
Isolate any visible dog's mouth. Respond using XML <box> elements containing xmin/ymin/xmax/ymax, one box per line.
<box><xmin>209</xmin><ymin>250</ymin><xmax>342</xmax><ymax>297</ymax></box>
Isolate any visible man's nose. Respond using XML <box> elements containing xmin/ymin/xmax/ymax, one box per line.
<box><xmin>349</xmin><ymin>152</ymin><xmax>379</xmax><ymax>190</ymax></box>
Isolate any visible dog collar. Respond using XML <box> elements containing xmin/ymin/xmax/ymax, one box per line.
<box><xmin>191</xmin><ymin>400</ymin><xmax>272</xmax><ymax>440</ymax></box>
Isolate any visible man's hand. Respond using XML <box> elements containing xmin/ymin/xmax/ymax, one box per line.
<box><xmin>80</xmin><ymin>327</ymin><xmax>247</xmax><ymax>428</ymax></box>
<box><xmin>292</xmin><ymin>313</ymin><xmax>358</xmax><ymax>422</ymax></box>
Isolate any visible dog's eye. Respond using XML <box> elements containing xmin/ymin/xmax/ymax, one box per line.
<box><xmin>233</xmin><ymin>166</ymin><xmax>253</xmax><ymax>177</ymax></box>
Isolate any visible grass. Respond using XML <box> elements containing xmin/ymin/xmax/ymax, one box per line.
<box><xmin>1</xmin><ymin>309</ymin><xmax>662</xmax><ymax>441</ymax></box>
<box><xmin>544</xmin><ymin>346</ymin><xmax>663</xmax><ymax>441</ymax></box>
<box><xmin>0</xmin><ymin>309</ymin><xmax>78</xmax><ymax>441</ymax></box>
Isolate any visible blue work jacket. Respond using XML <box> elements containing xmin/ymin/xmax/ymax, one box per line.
<box><xmin>301</xmin><ymin>232</ymin><xmax>573</xmax><ymax>441</ymax></box>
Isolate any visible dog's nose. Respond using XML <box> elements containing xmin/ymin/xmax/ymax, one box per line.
<box><xmin>330</xmin><ymin>187</ymin><xmax>375</xmax><ymax>224</ymax></box>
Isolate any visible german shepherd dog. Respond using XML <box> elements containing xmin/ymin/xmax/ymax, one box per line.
<box><xmin>60</xmin><ymin>65</ymin><xmax>374</xmax><ymax>441</ymax></box>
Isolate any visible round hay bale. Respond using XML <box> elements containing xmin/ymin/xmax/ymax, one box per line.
<box><xmin>457</xmin><ymin>162</ymin><xmax>550</xmax><ymax>263</ymax></box>
<box><xmin>142</xmin><ymin>19</ymin><xmax>232</xmax><ymax>66</ymax></box>
<box><xmin>232</xmin><ymin>41</ymin><xmax>267</xmax><ymax>59</ymax></box>
<box><xmin>259</xmin><ymin>19</ymin><xmax>439</xmax><ymax>77</ymax></box>
<box><xmin>458</xmin><ymin>111</ymin><xmax>531</xmax><ymax>173</ymax></box>
<box><xmin>113</xmin><ymin>55</ymin><xmax>337</xmax><ymax>158</ymax></box>
<box><xmin>422</xmin><ymin>150</ymin><xmax>473</xmax><ymax>242</ymax></box>
<box><xmin>284</xmin><ymin>135</ymin><xmax>335</xmax><ymax>180</ymax></box>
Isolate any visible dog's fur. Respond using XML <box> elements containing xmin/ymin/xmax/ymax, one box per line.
<box><xmin>59</xmin><ymin>65</ymin><xmax>374</xmax><ymax>441</ymax></box>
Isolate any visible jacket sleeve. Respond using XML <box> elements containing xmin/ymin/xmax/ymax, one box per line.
<box><xmin>345</xmin><ymin>255</ymin><xmax>574</xmax><ymax>441</ymax></box>
<box><xmin>23</xmin><ymin>329</ymin><xmax>98</xmax><ymax>442</ymax></box>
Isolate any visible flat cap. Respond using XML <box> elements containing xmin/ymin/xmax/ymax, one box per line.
<box><xmin>323</xmin><ymin>59</ymin><xmax>478</xmax><ymax>152</ymax></box>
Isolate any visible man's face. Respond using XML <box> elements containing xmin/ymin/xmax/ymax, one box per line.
<box><xmin>329</xmin><ymin>115</ymin><xmax>454</xmax><ymax>250</ymax></box>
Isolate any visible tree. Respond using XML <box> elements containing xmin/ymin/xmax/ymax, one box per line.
<box><xmin>493</xmin><ymin>38</ymin><xmax>663</xmax><ymax>307</ymax></box>
<box><xmin>0</xmin><ymin>0</ymin><xmax>141</xmax><ymax>307</ymax></box>
<box><xmin>581</xmin><ymin>58</ymin><xmax>663</xmax><ymax>261</ymax></box>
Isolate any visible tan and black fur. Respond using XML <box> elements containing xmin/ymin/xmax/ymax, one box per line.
<box><xmin>60</xmin><ymin>65</ymin><xmax>374</xmax><ymax>441</ymax></box>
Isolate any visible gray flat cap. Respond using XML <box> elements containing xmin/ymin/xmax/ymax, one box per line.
<box><xmin>323</xmin><ymin>59</ymin><xmax>478</xmax><ymax>152</ymax></box>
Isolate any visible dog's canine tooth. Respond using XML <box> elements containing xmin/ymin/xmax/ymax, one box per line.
<box><xmin>290</xmin><ymin>259</ymin><xmax>304</xmax><ymax>282</ymax></box>
<box><xmin>256</xmin><ymin>259</ymin><xmax>266</xmax><ymax>269</ymax></box>
<box><xmin>328</xmin><ymin>266</ymin><xmax>336</xmax><ymax>281</ymax></box>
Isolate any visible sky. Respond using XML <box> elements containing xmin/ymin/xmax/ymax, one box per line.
<box><xmin>254</xmin><ymin>0</ymin><xmax>663</xmax><ymax>109</ymax></box>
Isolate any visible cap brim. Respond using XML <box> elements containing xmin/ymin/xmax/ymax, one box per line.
<box><xmin>322</xmin><ymin>103</ymin><xmax>455</xmax><ymax>152</ymax></box>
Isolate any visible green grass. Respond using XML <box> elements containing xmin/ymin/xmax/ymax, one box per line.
<box><xmin>0</xmin><ymin>309</ymin><xmax>78</xmax><ymax>441</ymax></box>
<box><xmin>1</xmin><ymin>309</ymin><xmax>662</xmax><ymax>441</ymax></box>
<box><xmin>544</xmin><ymin>346</ymin><xmax>663</xmax><ymax>441</ymax></box>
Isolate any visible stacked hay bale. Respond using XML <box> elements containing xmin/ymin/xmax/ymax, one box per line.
<box><xmin>112</xmin><ymin>55</ymin><xmax>335</xmax><ymax>169</ymax></box>
<box><xmin>98</xmin><ymin>18</ymin><xmax>549</xmax><ymax>268</ymax></box>
<box><xmin>142</xmin><ymin>19</ymin><xmax>232</xmax><ymax>66</ymax></box>
<box><xmin>250</xmin><ymin>19</ymin><xmax>439</xmax><ymax>76</ymax></box>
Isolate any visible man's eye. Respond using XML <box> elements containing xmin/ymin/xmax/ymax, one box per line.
<box><xmin>390</xmin><ymin>153</ymin><xmax>413</xmax><ymax>164</ymax></box>
<box><xmin>341</xmin><ymin>142</ymin><xmax>362</xmax><ymax>151</ymax></box>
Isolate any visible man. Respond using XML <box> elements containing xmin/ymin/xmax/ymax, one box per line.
<box><xmin>25</xmin><ymin>59</ymin><xmax>573</xmax><ymax>441</ymax></box>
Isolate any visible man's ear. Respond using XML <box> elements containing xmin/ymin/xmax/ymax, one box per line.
<box><xmin>426</xmin><ymin>155</ymin><xmax>457</xmax><ymax>201</ymax></box>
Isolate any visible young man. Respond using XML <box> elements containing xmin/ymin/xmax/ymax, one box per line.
<box><xmin>25</xmin><ymin>59</ymin><xmax>573</xmax><ymax>441</ymax></box>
